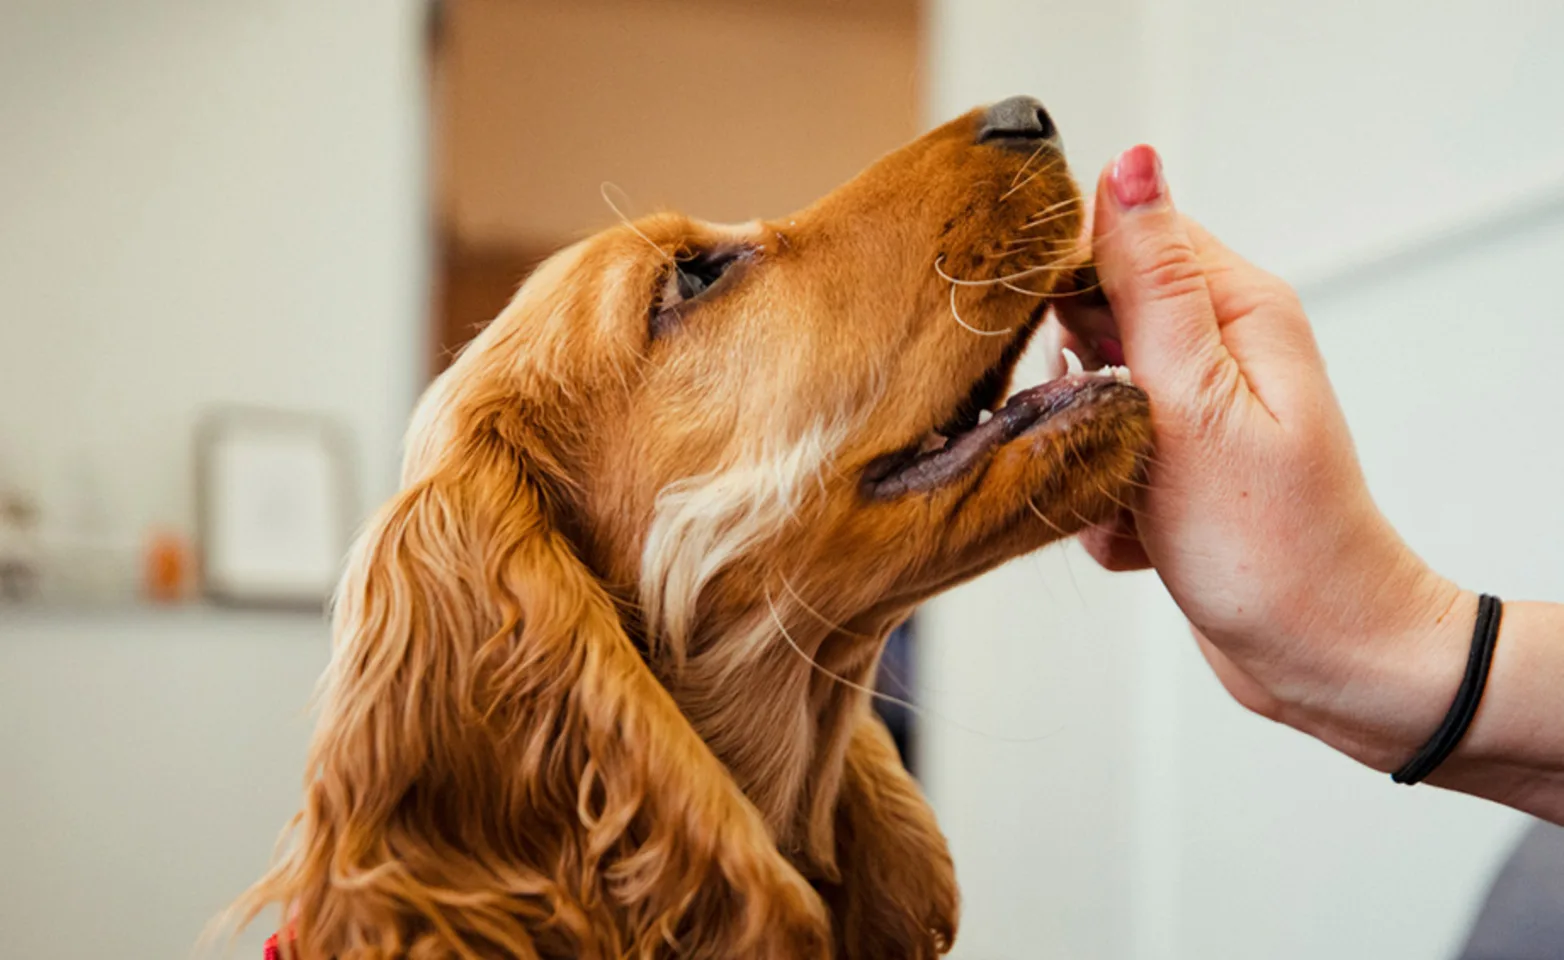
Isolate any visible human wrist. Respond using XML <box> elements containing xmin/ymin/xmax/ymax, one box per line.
<box><xmin>1276</xmin><ymin>559</ymin><xmax>1474</xmax><ymax>773</ymax></box>
<box><xmin>1271</xmin><ymin>561</ymin><xmax>1564</xmax><ymax>823</ymax></box>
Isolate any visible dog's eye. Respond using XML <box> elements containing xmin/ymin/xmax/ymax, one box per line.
<box><xmin>675</xmin><ymin>261</ymin><xmax>722</xmax><ymax>300</ymax></box>
<box><xmin>651</xmin><ymin>248</ymin><xmax>748</xmax><ymax>338</ymax></box>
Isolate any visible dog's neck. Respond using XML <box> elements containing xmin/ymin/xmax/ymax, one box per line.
<box><xmin>655</xmin><ymin>612</ymin><xmax>890</xmax><ymax>877</ymax></box>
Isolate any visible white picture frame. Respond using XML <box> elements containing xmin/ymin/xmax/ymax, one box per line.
<box><xmin>196</xmin><ymin>409</ymin><xmax>354</xmax><ymax>609</ymax></box>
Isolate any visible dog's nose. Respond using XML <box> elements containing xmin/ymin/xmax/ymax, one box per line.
<box><xmin>977</xmin><ymin>95</ymin><xmax>1058</xmax><ymax>149</ymax></box>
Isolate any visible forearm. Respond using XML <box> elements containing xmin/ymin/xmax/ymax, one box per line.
<box><xmin>1291</xmin><ymin>587</ymin><xmax>1564</xmax><ymax>824</ymax></box>
<box><xmin>1433</xmin><ymin>600</ymin><xmax>1564</xmax><ymax>823</ymax></box>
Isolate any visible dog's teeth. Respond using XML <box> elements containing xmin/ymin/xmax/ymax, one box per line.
<box><xmin>1084</xmin><ymin>362</ymin><xmax>1136</xmax><ymax>385</ymax></box>
<box><xmin>919</xmin><ymin>433</ymin><xmax>948</xmax><ymax>454</ymax></box>
<box><xmin>977</xmin><ymin>409</ymin><xmax>993</xmax><ymax>425</ymax></box>
<box><xmin>1062</xmin><ymin>347</ymin><xmax>1085</xmax><ymax>375</ymax></box>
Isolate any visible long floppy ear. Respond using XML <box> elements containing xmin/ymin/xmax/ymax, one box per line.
<box><xmin>820</xmin><ymin>712</ymin><xmax>959</xmax><ymax>960</ymax></box>
<box><xmin>234</xmin><ymin>413</ymin><xmax>828</xmax><ymax>959</ymax></box>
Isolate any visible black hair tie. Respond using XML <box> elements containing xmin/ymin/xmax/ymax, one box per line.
<box><xmin>1391</xmin><ymin>594</ymin><xmax>1503</xmax><ymax>785</ymax></box>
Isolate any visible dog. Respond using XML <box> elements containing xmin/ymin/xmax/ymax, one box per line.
<box><xmin>236</xmin><ymin>95</ymin><xmax>1151</xmax><ymax>959</ymax></box>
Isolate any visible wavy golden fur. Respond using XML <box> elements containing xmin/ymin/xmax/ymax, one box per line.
<box><xmin>234</xmin><ymin>102</ymin><xmax>1151</xmax><ymax>958</ymax></box>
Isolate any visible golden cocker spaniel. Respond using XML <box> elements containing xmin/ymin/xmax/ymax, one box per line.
<box><xmin>238</xmin><ymin>96</ymin><xmax>1151</xmax><ymax>959</ymax></box>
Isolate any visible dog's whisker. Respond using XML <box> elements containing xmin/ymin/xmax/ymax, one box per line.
<box><xmin>874</xmin><ymin>661</ymin><xmax>918</xmax><ymax>700</ymax></box>
<box><xmin>1028</xmin><ymin>191</ymin><xmax>1084</xmax><ymax>214</ymax></box>
<box><xmin>766</xmin><ymin>587</ymin><xmax>919</xmax><ymax>708</ymax></box>
<box><xmin>1021</xmin><ymin>205</ymin><xmax>1082</xmax><ymax>227</ymax></box>
<box><xmin>1018</xmin><ymin>213</ymin><xmax>1084</xmax><ymax>235</ymax></box>
<box><xmin>1008</xmin><ymin>140</ymin><xmax>1051</xmax><ymax>190</ymax></box>
<box><xmin>935</xmin><ymin>254</ymin><xmax>1083</xmax><ymax>290</ymax></box>
<box><xmin>1006</xmin><ymin>233</ymin><xmax>1075</xmax><ymax>248</ymax></box>
<box><xmin>1115</xmin><ymin>476</ymin><xmax>1158</xmax><ymax>494</ymax></box>
<box><xmin>948</xmin><ymin>283</ymin><xmax>1015</xmax><ymax>337</ymax></box>
<box><xmin>999</xmin><ymin>279</ymin><xmax>1053</xmax><ymax>298</ymax></box>
<box><xmin>764</xmin><ymin>586</ymin><xmax>1066</xmax><ymax>745</ymax></box>
<box><xmin>1000</xmin><ymin>154</ymin><xmax>1067</xmax><ymax>202</ymax></box>
<box><xmin>1089</xmin><ymin>478</ymin><xmax>1139</xmax><ymax>516</ymax></box>
<box><xmin>1017</xmin><ymin>220</ymin><xmax>1085</xmax><ymax>243</ymax></box>
<box><xmin>600</xmin><ymin>181</ymin><xmax>674</xmax><ymax>265</ymax></box>
<box><xmin>1024</xmin><ymin>498</ymin><xmax>1091</xmax><ymax>605</ymax></box>
<box><xmin>1018</xmin><ymin>194</ymin><xmax>1085</xmax><ymax>224</ymax></box>
<box><xmin>1024</xmin><ymin>497</ymin><xmax>1069</xmax><ymax>536</ymax></box>
<box><xmin>779</xmin><ymin>575</ymin><xmax>875</xmax><ymax>640</ymax></box>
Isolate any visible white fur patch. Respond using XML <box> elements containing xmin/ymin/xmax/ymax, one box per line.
<box><xmin>639</xmin><ymin>421</ymin><xmax>848</xmax><ymax>664</ymax></box>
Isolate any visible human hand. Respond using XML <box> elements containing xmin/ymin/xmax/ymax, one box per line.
<box><xmin>1056</xmin><ymin>145</ymin><xmax>1471</xmax><ymax>769</ymax></box>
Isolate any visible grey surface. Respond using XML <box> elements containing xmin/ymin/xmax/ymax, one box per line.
<box><xmin>1459</xmin><ymin>821</ymin><xmax>1564</xmax><ymax>960</ymax></box>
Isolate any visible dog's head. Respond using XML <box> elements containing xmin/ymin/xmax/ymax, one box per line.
<box><xmin>418</xmin><ymin>95</ymin><xmax>1147</xmax><ymax>657</ymax></box>
<box><xmin>242</xmin><ymin>98</ymin><xmax>1150</xmax><ymax>959</ymax></box>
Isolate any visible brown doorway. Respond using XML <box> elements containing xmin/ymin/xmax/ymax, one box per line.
<box><xmin>423</xmin><ymin>0</ymin><xmax>926</xmax><ymax>771</ymax></box>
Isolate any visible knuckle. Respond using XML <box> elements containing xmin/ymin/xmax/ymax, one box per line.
<box><xmin>1272</xmin><ymin>276</ymin><xmax>1303</xmax><ymax>306</ymax></box>
<box><xmin>1255</xmin><ymin>276</ymin><xmax>1304</xmax><ymax>315</ymax></box>
<box><xmin>1132</xmin><ymin>235</ymin><xmax>1209</xmax><ymax>302</ymax></box>
<box><xmin>1170</xmin><ymin>352</ymin><xmax>1242</xmax><ymax>438</ymax></box>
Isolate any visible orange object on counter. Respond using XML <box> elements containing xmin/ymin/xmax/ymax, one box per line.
<box><xmin>145</xmin><ymin>530</ymin><xmax>192</xmax><ymax>603</ymax></box>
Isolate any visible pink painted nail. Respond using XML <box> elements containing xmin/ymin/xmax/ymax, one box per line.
<box><xmin>1111</xmin><ymin>145</ymin><xmax>1165</xmax><ymax>209</ymax></box>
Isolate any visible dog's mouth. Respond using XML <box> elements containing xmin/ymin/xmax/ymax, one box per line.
<box><xmin>861</xmin><ymin>304</ymin><xmax>1137</xmax><ymax>500</ymax></box>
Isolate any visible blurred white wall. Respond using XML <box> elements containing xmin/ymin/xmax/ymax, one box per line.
<box><xmin>0</xmin><ymin>0</ymin><xmax>426</xmax><ymax>544</ymax></box>
<box><xmin>6</xmin><ymin>3</ymin><xmax>1564</xmax><ymax>959</ymax></box>
<box><xmin>923</xmin><ymin>3</ymin><xmax>1564</xmax><ymax>959</ymax></box>
<box><xmin>0</xmin><ymin>611</ymin><xmax>330</xmax><ymax>959</ymax></box>
<box><xmin>0</xmin><ymin>1</ymin><xmax>427</xmax><ymax>957</ymax></box>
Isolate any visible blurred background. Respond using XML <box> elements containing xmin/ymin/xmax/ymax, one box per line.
<box><xmin>2</xmin><ymin>1</ymin><xmax>1561</xmax><ymax>958</ymax></box>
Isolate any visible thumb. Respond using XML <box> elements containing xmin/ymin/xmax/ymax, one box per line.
<box><xmin>1092</xmin><ymin>146</ymin><xmax>1233</xmax><ymax>407</ymax></box>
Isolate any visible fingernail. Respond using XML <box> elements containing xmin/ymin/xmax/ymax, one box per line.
<box><xmin>1111</xmin><ymin>145</ymin><xmax>1165</xmax><ymax>209</ymax></box>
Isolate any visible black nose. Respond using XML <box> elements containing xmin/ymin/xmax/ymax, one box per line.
<box><xmin>977</xmin><ymin>95</ymin><xmax>1057</xmax><ymax>149</ymax></box>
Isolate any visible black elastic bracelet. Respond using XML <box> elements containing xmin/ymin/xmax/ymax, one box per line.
<box><xmin>1391</xmin><ymin>594</ymin><xmax>1504</xmax><ymax>785</ymax></box>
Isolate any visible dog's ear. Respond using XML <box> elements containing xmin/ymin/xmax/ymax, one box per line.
<box><xmin>821</xmin><ymin>713</ymin><xmax>959</xmax><ymax>960</ymax></box>
<box><xmin>234</xmin><ymin>412</ymin><xmax>828</xmax><ymax>959</ymax></box>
